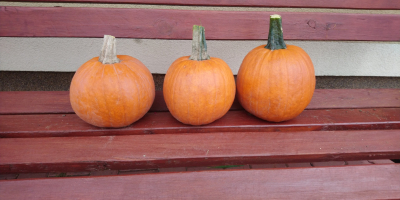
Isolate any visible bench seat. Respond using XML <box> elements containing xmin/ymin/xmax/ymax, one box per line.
<box><xmin>1</xmin><ymin>89</ymin><xmax>400</xmax><ymax>138</ymax></box>
<box><xmin>1</xmin><ymin>90</ymin><xmax>399</xmax><ymax>175</ymax></box>
<box><xmin>1</xmin><ymin>129</ymin><xmax>399</xmax><ymax>173</ymax></box>
<box><xmin>1</xmin><ymin>164</ymin><xmax>400</xmax><ymax>199</ymax></box>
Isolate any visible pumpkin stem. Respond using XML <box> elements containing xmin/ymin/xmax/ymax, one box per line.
<box><xmin>99</xmin><ymin>35</ymin><xmax>120</xmax><ymax>64</ymax></box>
<box><xmin>189</xmin><ymin>25</ymin><xmax>210</xmax><ymax>61</ymax></box>
<box><xmin>265</xmin><ymin>14</ymin><xmax>287</xmax><ymax>51</ymax></box>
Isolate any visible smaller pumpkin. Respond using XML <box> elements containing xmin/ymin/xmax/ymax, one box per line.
<box><xmin>70</xmin><ymin>35</ymin><xmax>155</xmax><ymax>128</ymax></box>
<box><xmin>236</xmin><ymin>14</ymin><xmax>316</xmax><ymax>122</ymax></box>
<box><xmin>163</xmin><ymin>25</ymin><xmax>236</xmax><ymax>125</ymax></box>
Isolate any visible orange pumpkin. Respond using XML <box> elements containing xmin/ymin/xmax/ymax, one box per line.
<box><xmin>237</xmin><ymin>15</ymin><xmax>315</xmax><ymax>122</ymax></box>
<box><xmin>163</xmin><ymin>25</ymin><xmax>236</xmax><ymax>125</ymax></box>
<box><xmin>70</xmin><ymin>35</ymin><xmax>155</xmax><ymax>128</ymax></box>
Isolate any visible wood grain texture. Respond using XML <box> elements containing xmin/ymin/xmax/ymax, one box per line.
<box><xmin>1</xmin><ymin>7</ymin><xmax>400</xmax><ymax>41</ymax></box>
<box><xmin>307</xmin><ymin>89</ymin><xmax>400</xmax><ymax>109</ymax></box>
<box><xmin>2</xmin><ymin>0</ymin><xmax>400</xmax><ymax>10</ymax></box>
<box><xmin>1</xmin><ymin>165</ymin><xmax>399</xmax><ymax>199</ymax></box>
<box><xmin>0</xmin><ymin>90</ymin><xmax>165</xmax><ymax>114</ymax></box>
<box><xmin>1</xmin><ymin>89</ymin><xmax>399</xmax><ymax>115</ymax></box>
<box><xmin>0</xmin><ymin>91</ymin><xmax>72</xmax><ymax>114</ymax></box>
<box><xmin>1</xmin><ymin>129</ymin><xmax>399</xmax><ymax>173</ymax></box>
<box><xmin>1</xmin><ymin>108</ymin><xmax>400</xmax><ymax>138</ymax></box>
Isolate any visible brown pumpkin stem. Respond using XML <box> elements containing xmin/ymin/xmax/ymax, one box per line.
<box><xmin>265</xmin><ymin>14</ymin><xmax>287</xmax><ymax>50</ymax></box>
<box><xmin>189</xmin><ymin>25</ymin><xmax>210</xmax><ymax>61</ymax></box>
<box><xmin>99</xmin><ymin>35</ymin><xmax>120</xmax><ymax>64</ymax></box>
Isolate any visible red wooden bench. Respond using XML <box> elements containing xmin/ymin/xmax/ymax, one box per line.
<box><xmin>1</xmin><ymin>0</ymin><xmax>400</xmax><ymax>199</ymax></box>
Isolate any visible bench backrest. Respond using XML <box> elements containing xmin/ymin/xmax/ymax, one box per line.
<box><xmin>2</xmin><ymin>1</ymin><xmax>400</xmax><ymax>41</ymax></box>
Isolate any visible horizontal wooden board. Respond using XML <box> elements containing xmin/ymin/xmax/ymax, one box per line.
<box><xmin>1</xmin><ymin>130</ymin><xmax>399</xmax><ymax>173</ymax></box>
<box><xmin>1</xmin><ymin>7</ymin><xmax>400</xmax><ymax>41</ymax></box>
<box><xmin>2</xmin><ymin>164</ymin><xmax>400</xmax><ymax>199</ymax></box>
<box><xmin>1</xmin><ymin>89</ymin><xmax>399</xmax><ymax>115</ymax></box>
<box><xmin>1</xmin><ymin>108</ymin><xmax>400</xmax><ymax>138</ymax></box>
<box><xmin>3</xmin><ymin>0</ymin><xmax>400</xmax><ymax>10</ymax></box>
<box><xmin>0</xmin><ymin>91</ymin><xmax>72</xmax><ymax>114</ymax></box>
<box><xmin>308</xmin><ymin>89</ymin><xmax>400</xmax><ymax>109</ymax></box>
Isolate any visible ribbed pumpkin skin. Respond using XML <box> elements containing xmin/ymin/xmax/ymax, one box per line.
<box><xmin>237</xmin><ymin>45</ymin><xmax>315</xmax><ymax>122</ymax></box>
<box><xmin>70</xmin><ymin>55</ymin><xmax>155</xmax><ymax>128</ymax></box>
<box><xmin>163</xmin><ymin>56</ymin><xmax>236</xmax><ymax>125</ymax></box>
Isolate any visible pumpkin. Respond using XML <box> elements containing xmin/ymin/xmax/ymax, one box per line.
<box><xmin>236</xmin><ymin>15</ymin><xmax>315</xmax><ymax>122</ymax></box>
<box><xmin>70</xmin><ymin>35</ymin><xmax>155</xmax><ymax>128</ymax></box>
<box><xmin>163</xmin><ymin>25</ymin><xmax>236</xmax><ymax>125</ymax></box>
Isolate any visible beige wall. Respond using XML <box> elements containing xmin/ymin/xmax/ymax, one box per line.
<box><xmin>1</xmin><ymin>2</ymin><xmax>399</xmax><ymax>76</ymax></box>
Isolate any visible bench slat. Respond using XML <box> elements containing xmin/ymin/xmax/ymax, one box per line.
<box><xmin>0</xmin><ymin>91</ymin><xmax>71</xmax><ymax>115</ymax></box>
<box><xmin>1</xmin><ymin>89</ymin><xmax>399</xmax><ymax>115</ymax></box>
<box><xmin>3</xmin><ymin>0</ymin><xmax>400</xmax><ymax>10</ymax></box>
<box><xmin>2</xmin><ymin>164</ymin><xmax>400</xmax><ymax>199</ymax></box>
<box><xmin>1</xmin><ymin>164</ymin><xmax>400</xmax><ymax>199</ymax></box>
<box><xmin>1</xmin><ymin>130</ymin><xmax>399</xmax><ymax>173</ymax></box>
<box><xmin>2</xmin><ymin>7</ymin><xmax>400</xmax><ymax>41</ymax></box>
<box><xmin>308</xmin><ymin>89</ymin><xmax>400</xmax><ymax>109</ymax></box>
<box><xmin>1</xmin><ymin>108</ymin><xmax>400</xmax><ymax>138</ymax></box>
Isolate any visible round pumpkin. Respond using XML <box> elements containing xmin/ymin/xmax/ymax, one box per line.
<box><xmin>70</xmin><ymin>35</ymin><xmax>155</xmax><ymax>128</ymax></box>
<box><xmin>237</xmin><ymin>15</ymin><xmax>315</xmax><ymax>122</ymax></box>
<box><xmin>163</xmin><ymin>25</ymin><xmax>236</xmax><ymax>125</ymax></box>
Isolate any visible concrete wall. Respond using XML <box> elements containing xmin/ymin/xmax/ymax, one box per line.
<box><xmin>1</xmin><ymin>2</ymin><xmax>400</xmax><ymax>76</ymax></box>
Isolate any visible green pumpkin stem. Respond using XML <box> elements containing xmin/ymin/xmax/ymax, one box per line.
<box><xmin>265</xmin><ymin>14</ymin><xmax>287</xmax><ymax>50</ymax></box>
<box><xmin>99</xmin><ymin>35</ymin><xmax>120</xmax><ymax>64</ymax></box>
<box><xmin>189</xmin><ymin>25</ymin><xmax>210</xmax><ymax>61</ymax></box>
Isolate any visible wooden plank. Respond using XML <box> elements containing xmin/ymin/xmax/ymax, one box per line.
<box><xmin>1</xmin><ymin>89</ymin><xmax>399</xmax><ymax>115</ymax></box>
<box><xmin>1</xmin><ymin>108</ymin><xmax>400</xmax><ymax>138</ymax></box>
<box><xmin>3</xmin><ymin>0</ymin><xmax>400</xmax><ymax>10</ymax></box>
<box><xmin>1</xmin><ymin>164</ymin><xmax>400</xmax><ymax>199</ymax></box>
<box><xmin>1</xmin><ymin>129</ymin><xmax>399</xmax><ymax>173</ymax></box>
<box><xmin>0</xmin><ymin>91</ymin><xmax>72</xmax><ymax>115</ymax></box>
<box><xmin>1</xmin><ymin>7</ymin><xmax>400</xmax><ymax>41</ymax></box>
<box><xmin>0</xmin><ymin>90</ymin><xmax>169</xmax><ymax>114</ymax></box>
<box><xmin>307</xmin><ymin>89</ymin><xmax>400</xmax><ymax>110</ymax></box>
